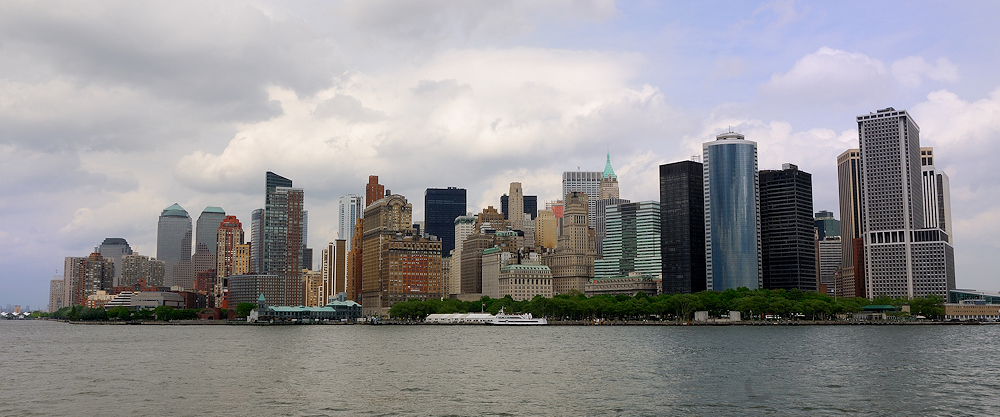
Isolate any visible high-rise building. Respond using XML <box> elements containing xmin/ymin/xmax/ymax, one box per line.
<box><xmin>338</xmin><ymin>194</ymin><xmax>364</xmax><ymax>251</ymax></box>
<box><xmin>49</xmin><ymin>277</ymin><xmax>64</xmax><ymax>312</ymax></box>
<box><xmin>595</xmin><ymin>197</ymin><xmax>629</xmax><ymax>256</ymax></box>
<box><xmin>814</xmin><ymin>211</ymin><xmax>840</xmax><ymax>240</ymax></box>
<box><xmin>759</xmin><ymin>163</ymin><xmax>816</xmax><ymax>292</ymax></box>
<box><xmin>249</xmin><ymin>208</ymin><xmax>264</xmax><ymax>274</ymax></box>
<box><xmin>97</xmin><ymin>238</ymin><xmax>132</xmax><ymax>287</ymax></box>
<box><xmin>858</xmin><ymin>108</ymin><xmax>955</xmax><ymax>298</ymax></box>
<box><xmin>120</xmin><ymin>254</ymin><xmax>166</xmax><ymax>288</ymax></box>
<box><xmin>703</xmin><ymin>132</ymin><xmax>761</xmax><ymax>291</ymax></box>
<box><xmin>346</xmin><ymin>217</ymin><xmax>364</xmax><ymax>303</ymax></box>
<box><xmin>475</xmin><ymin>206</ymin><xmax>508</xmax><ymax>232</ymax></box>
<box><xmin>818</xmin><ymin>236</ymin><xmax>842</xmax><ymax>296</ymax></box>
<box><xmin>594</xmin><ymin>201</ymin><xmax>661</xmax><ymax>280</ymax></box>
<box><xmin>361</xmin><ymin>194</ymin><xmax>442</xmax><ymax>315</ymax></box>
<box><xmin>535</xmin><ymin>209</ymin><xmax>557</xmax><ymax>250</ymax></box>
<box><xmin>320</xmin><ymin>240</ymin><xmax>347</xmax><ymax>304</ymax></box>
<box><xmin>837</xmin><ymin>149</ymin><xmax>865</xmax><ymax>298</ymax></box>
<box><xmin>64</xmin><ymin>253</ymin><xmax>114</xmax><ymax>306</ymax></box>
<box><xmin>366</xmin><ymin>175</ymin><xmax>385</xmax><ymax>205</ymax></box>
<box><xmin>659</xmin><ymin>160</ymin><xmax>706</xmax><ymax>294</ymax></box>
<box><xmin>599</xmin><ymin>152</ymin><xmax>620</xmax><ymax>200</ymax></box>
<box><xmin>195</xmin><ymin>206</ymin><xmax>226</xmax><ymax>259</ymax></box>
<box><xmin>263</xmin><ymin>186</ymin><xmax>305</xmax><ymax>306</ymax></box>
<box><xmin>920</xmin><ymin>147</ymin><xmax>953</xmax><ymax>243</ymax></box>
<box><xmin>425</xmin><ymin>187</ymin><xmax>466</xmax><ymax>256</ymax></box>
<box><xmin>157</xmin><ymin>203</ymin><xmax>193</xmax><ymax>289</ymax></box>
<box><xmin>215</xmin><ymin>215</ymin><xmax>244</xmax><ymax>306</ymax></box>
<box><xmin>508</xmin><ymin>183</ymin><xmax>525</xmax><ymax>231</ymax></box>
<box><xmin>450</xmin><ymin>215</ymin><xmax>476</xmax><ymax>295</ymax></box>
<box><xmin>502</xmin><ymin>194</ymin><xmax>538</xmax><ymax>221</ymax></box>
<box><xmin>562</xmin><ymin>170</ymin><xmax>601</xmax><ymax>230</ymax></box>
<box><xmin>543</xmin><ymin>192</ymin><xmax>597</xmax><ymax>294</ymax></box>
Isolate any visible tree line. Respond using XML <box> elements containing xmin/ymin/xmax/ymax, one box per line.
<box><xmin>46</xmin><ymin>303</ymin><xmax>258</xmax><ymax>321</ymax></box>
<box><xmin>388</xmin><ymin>288</ymin><xmax>946</xmax><ymax>321</ymax></box>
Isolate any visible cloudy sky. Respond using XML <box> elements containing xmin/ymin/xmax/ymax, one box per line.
<box><xmin>3</xmin><ymin>0</ymin><xmax>999</xmax><ymax>309</ymax></box>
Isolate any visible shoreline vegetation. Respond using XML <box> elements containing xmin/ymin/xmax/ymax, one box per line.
<box><xmin>23</xmin><ymin>289</ymin><xmax>960</xmax><ymax>325</ymax></box>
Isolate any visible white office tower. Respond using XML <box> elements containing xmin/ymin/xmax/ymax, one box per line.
<box><xmin>562</xmin><ymin>170</ymin><xmax>601</xmax><ymax>230</ymax></box>
<box><xmin>920</xmin><ymin>148</ymin><xmax>953</xmax><ymax>244</ymax></box>
<box><xmin>858</xmin><ymin>108</ymin><xmax>955</xmax><ymax>299</ymax></box>
<box><xmin>338</xmin><ymin>194</ymin><xmax>364</xmax><ymax>252</ymax></box>
<box><xmin>450</xmin><ymin>215</ymin><xmax>477</xmax><ymax>295</ymax></box>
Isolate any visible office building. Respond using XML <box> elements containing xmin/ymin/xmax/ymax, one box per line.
<box><xmin>594</xmin><ymin>201</ymin><xmax>661</xmax><ymax>280</ymax></box>
<box><xmin>215</xmin><ymin>215</ymin><xmax>244</xmax><ymax>306</ymax></box>
<box><xmin>425</xmin><ymin>187</ymin><xmax>466</xmax><ymax>255</ymax></box>
<box><xmin>543</xmin><ymin>192</ymin><xmax>597</xmax><ymax>294</ymax></box>
<box><xmin>338</xmin><ymin>194</ymin><xmax>364</xmax><ymax>251</ymax></box>
<box><xmin>194</xmin><ymin>207</ymin><xmax>226</xmax><ymax>275</ymax></box>
<box><xmin>97</xmin><ymin>238</ymin><xmax>132</xmax><ymax>286</ymax></box>
<box><xmin>361</xmin><ymin>194</ymin><xmax>443</xmax><ymax>316</ymax></box>
<box><xmin>595</xmin><ymin>197</ymin><xmax>629</xmax><ymax>256</ymax></box>
<box><xmin>535</xmin><ymin>209</ymin><xmax>557</xmax><ymax>249</ymax></box>
<box><xmin>814</xmin><ymin>211</ymin><xmax>840</xmax><ymax>240</ymax></box>
<box><xmin>759</xmin><ymin>163</ymin><xmax>816</xmax><ymax>292</ymax></box>
<box><xmin>320</xmin><ymin>240</ymin><xmax>347</xmax><ymax>305</ymax></box>
<box><xmin>249</xmin><ymin>208</ymin><xmax>263</xmax><ymax>274</ymax></box>
<box><xmin>502</xmin><ymin>194</ymin><xmax>538</xmax><ymax>221</ymax></box>
<box><xmin>599</xmin><ymin>152</ymin><xmax>620</xmax><ymax>200</ymax></box>
<box><xmin>157</xmin><ymin>203</ymin><xmax>193</xmax><ymax>289</ymax></box>
<box><xmin>498</xmin><ymin>264</ymin><xmax>553</xmax><ymax>301</ymax></box>
<box><xmin>508</xmin><ymin>183</ymin><xmax>525</xmax><ymax>231</ymax></box>
<box><xmin>450</xmin><ymin>215</ymin><xmax>476</xmax><ymax>295</ymax></box>
<box><xmin>920</xmin><ymin>147</ymin><xmax>953</xmax><ymax>243</ymax></box>
<box><xmin>837</xmin><ymin>149</ymin><xmax>865</xmax><ymax>298</ymax></box>
<box><xmin>264</xmin><ymin>186</ymin><xmax>305</xmax><ymax>306</ymax></box>
<box><xmin>818</xmin><ymin>236</ymin><xmax>842</xmax><ymax>296</ymax></box>
<box><xmin>659</xmin><ymin>160</ymin><xmax>706</xmax><ymax>294</ymax></box>
<box><xmin>49</xmin><ymin>278</ymin><xmax>64</xmax><ymax>312</ymax></box>
<box><xmin>562</xmin><ymin>170</ymin><xmax>601</xmax><ymax>230</ymax></box>
<box><xmin>858</xmin><ymin>108</ymin><xmax>955</xmax><ymax>298</ymax></box>
<box><xmin>703</xmin><ymin>132</ymin><xmax>761</xmax><ymax>291</ymax></box>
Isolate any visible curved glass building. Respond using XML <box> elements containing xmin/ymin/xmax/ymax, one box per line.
<box><xmin>703</xmin><ymin>133</ymin><xmax>761</xmax><ymax>291</ymax></box>
<box><xmin>157</xmin><ymin>203</ymin><xmax>193</xmax><ymax>289</ymax></box>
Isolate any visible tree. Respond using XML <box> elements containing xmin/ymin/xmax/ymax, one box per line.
<box><xmin>236</xmin><ymin>303</ymin><xmax>256</xmax><ymax>317</ymax></box>
<box><xmin>108</xmin><ymin>306</ymin><xmax>131</xmax><ymax>320</ymax></box>
<box><xmin>153</xmin><ymin>305</ymin><xmax>174</xmax><ymax>321</ymax></box>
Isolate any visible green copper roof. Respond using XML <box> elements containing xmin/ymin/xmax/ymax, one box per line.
<box><xmin>602</xmin><ymin>151</ymin><xmax>617</xmax><ymax>179</ymax></box>
<box><xmin>161</xmin><ymin>203</ymin><xmax>189</xmax><ymax>217</ymax></box>
<box><xmin>202</xmin><ymin>206</ymin><xmax>225</xmax><ymax>214</ymax></box>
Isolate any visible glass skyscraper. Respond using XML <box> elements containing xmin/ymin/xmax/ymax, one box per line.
<box><xmin>425</xmin><ymin>187</ymin><xmax>466</xmax><ymax>256</ymax></box>
<box><xmin>659</xmin><ymin>160</ymin><xmax>705</xmax><ymax>294</ymax></box>
<box><xmin>703</xmin><ymin>132</ymin><xmax>761</xmax><ymax>291</ymax></box>
<box><xmin>594</xmin><ymin>201</ymin><xmax>661</xmax><ymax>279</ymax></box>
<box><xmin>759</xmin><ymin>164</ymin><xmax>816</xmax><ymax>292</ymax></box>
<box><xmin>157</xmin><ymin>203</ymin><xmax>193</xmax><ymax>289</ymax></box>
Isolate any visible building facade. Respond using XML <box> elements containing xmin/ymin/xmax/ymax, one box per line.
<box><xmin>759</xmin><ymin>163</ymin><xmax>816</xmax><ymax>292</ymax></box>
<box><xmin>64</xmin><ymin>253</ymin><xmax>115</xmax><ymax>306</ymax></box>
<box><xmin>120</xmin><ymin>254</ymin><xmax>166</xmax><ymax>288</ymax></box>
<box><xmin>338</xmin><ymin>194</ymin><xmax>364</xmax><ymax>251</ymax></box>
<box><xmin>703</xmin><ymin>132</ymin><xmax>761</xmax><ymax>291</ymax></box>
<box><xmin>594</xmin><ymin>201</ymin><xmax>661</xmax><ymax>280</ymax></box>
<box><xmin>157</xmin><ymin>203</ymin><xmax>193</xmax><ymax>289</ymax></box>
<box><xmin>837</xmin><ymin>149</ymin><xmax>865</xmax><ymax>298</ymax></box>
<box><xmin>562</xmin><ymin>170</ymin><xmax>602</xmax><ymax>229</ymax></box>
<box><xmin>425</xmin><ymin>187</ymin><xmax>466</xmax><ymax>256</ymax></box>
<box><xmin>543</xmin><ymin>191</ymin><xmax>596</xmax><ymax>294</ymax></box>
<box><xmin>920</xmin><ymin>147</ymin><xmax>953</xmax><ymax>243</ymax></box>
<box><xmin>97</xmin><ymin>238</ymin><xmax>132</xmax><ymax>287</ymax></box>
<box><xmin>858</xmin><ymin>108</ymin><xmax>955</xmax><ymax>298</ymax></box>
<box><xmin>659</xmin><ymin>160</ymin><xmax>706</xmax><ymax>294</ymax></box>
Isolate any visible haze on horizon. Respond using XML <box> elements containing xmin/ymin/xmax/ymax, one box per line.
<box><xmin>2</xmin><ymin>0</ymin><xmax>999</xmax><ymax>309</ymax></box>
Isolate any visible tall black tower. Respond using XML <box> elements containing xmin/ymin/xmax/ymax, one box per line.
<box><xmin>759</xmin><ymin>164</ymin><xmax>816</xmax><ymax>291</ymax></box>
<box><xmin>659</xmin><ymin>161</ymin><xmax>706</xmax><ymax>294</ymax></box>
<box><xmin>425</xmin><ymin>187</ymin><xmax>467</xmax><ymax>256</ymax></box>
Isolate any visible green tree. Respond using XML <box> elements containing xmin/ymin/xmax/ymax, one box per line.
<box><xmin>153</xmin><ymin>305</ymin><xmax>174</xmax><ymax>321</ymax></box>
<box><xmin>236</xmin><ymin>303</ymin><xmax>257</xmax><ymax>317</ymax></box>
<box><xmin>108</xmin><ymin>306</ymin><xmax>131</xmax><ymax>320</ymax></box>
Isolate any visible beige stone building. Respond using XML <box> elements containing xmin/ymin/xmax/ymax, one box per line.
<box><xmin>543</xmin><ymin>192</ymin><xmax>596</xmax><ymax>295</ymax></box>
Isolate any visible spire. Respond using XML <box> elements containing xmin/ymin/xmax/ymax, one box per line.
<box><xmin>602</xmin><ymin>151</ymin><xmax>617</xmax><ymax>179</ymax></box>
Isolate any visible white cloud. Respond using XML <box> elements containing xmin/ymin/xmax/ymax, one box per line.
<box><xmin>761</xmin><ymin>47</ymin><xmax>959</xmax><ymax>107</ymax></box>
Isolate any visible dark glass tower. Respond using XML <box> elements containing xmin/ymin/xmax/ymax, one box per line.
<box><xmin>659</xmin><ymin>161</ymin><xmax>706</xmax><ymax>294</ymax></box>
<box><xmin>759</xmin><ymin>164</ymin><xmax>817</xmax><ymax>291</ymax></box>
<box><xmin>501</xmin><ymin>195</ymin><xmax>537</xmax><ymax>221</ymax></box>
<box><xmin>425</xmin><ymin>187</ymin><xmax>467</xmax><ymax>255</ymax></box>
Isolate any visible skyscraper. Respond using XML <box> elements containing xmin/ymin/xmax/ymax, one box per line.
<box><xmin>703</xmin><ymin>132</ymin><xmax>761</xmax><ymax>291</ymax></box>
<box><xmin>920</xmin><ymin>147</ymin><xmax>953</xmax><ymax>243</ymax></box>
<box><xmin>194</xmin><ymin>207</ymin><xmax>226</xmax><ymax>287</ymax></box>
<box><xmin>264</xmin><ymin>186</ymin><xmax>305</xmax><ymax>306</ymax></box>
<box><xmin>366</xmin><ymin>175</ymin><xmax>385</xmax><ymax>205</ymax></box>
<box><xmin>216</xmin><ymin>215</ymin><xmax>244</xmax><ymax>306</ymax></box>
<box><xmin>157</xmin><ymin>203</ymin><xmax>192</xmax><ymax>289</ymax></box>
<box><xmin>97</xmin><ymin>238</ymin><xmax>132</xmax><ymax>286</ymax></box>
<box><xmin>64</xmin><ymin>253</ymin><xmax>114</xmax><ymax>306</ymax></box>
<box><xmin>599</xmin><ymin>151</ymin><xmax>620</xmax><ymax>200</ymax></box>
<box><xmin>659</xmin><ymin>160</ymin><xmax>706</xmax><ymax>294</ymax></box>
<box><xmin>837</xmin><ymin>149</ymin><xmax>865</xmax><ymax>298</ymax></box>
<box><xmin>858</xmin><ymin>108</ymin><xmax>954</xmax><ymax>298</ymax></box>
<box><xmin>424</xmin><ymin>187</ymin><xmax>466</xmax><ymax>256</ymax></box>
<box><xmin>562</xmin><ymin>170</ymin><xmax>602</xmax><ymax>230</ymax></box>
<box><xmin>321</xmin><ymin>240</ymin><xmax>347</xmax><ymax>304</ymax></box>
<box><xmin>508</xmin><ymin>183</ymin><xmax>525</xmax><ymax>231</ymax></box>
<box><xmin>759</xmin><ymin>163</ymin><xmax>816</xmax><ymax>292</ymax></box>
<box><xmin>543</xmin><ymin>192</ymin><xmax>597</xmax><ymax>294</ymax></box>
<box><xmin>338</xmin><ymin>194</ymin><xmax>364</xmax><ymax>251</ymax></box>
<box><xmin>814</xmin><ymin>211</ymin><xmax>840</xmax><ymax>241</ymax></box>
<box><xmin>450</xmin><ymin>215</ymin><xmax>476</xmax><ymax>295</ymax></box>
<box><xmin>250</xmin><ymin>208</ymin><xmax>264</xmax><ymax>274</ymax></box>
<box><xmin>594</xmin><ymin>201</ymin><xmax>661</xmax><ymax>280</ymax></box>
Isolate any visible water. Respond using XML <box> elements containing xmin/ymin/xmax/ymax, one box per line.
<box><xmin>2</xmin><ymin>321</ymin><xmax>999</xmax><ymax>416</ymax></box>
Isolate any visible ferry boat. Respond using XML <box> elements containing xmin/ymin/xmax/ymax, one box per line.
<box><xmin>490</xmin><ymin>307</ymin><xmax>547</xmax><ymax>325</ymax></box>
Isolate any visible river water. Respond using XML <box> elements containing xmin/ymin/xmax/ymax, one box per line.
<box><xmin>1</xmin><ymin>321</ymin><xmax>998</xmax><ymax>416</ymax></box>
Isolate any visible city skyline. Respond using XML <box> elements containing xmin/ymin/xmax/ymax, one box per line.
<box><xmin>3</xmin><ymin>1</ymin><xmax>1000</xmax><ymax>308</ymax></box>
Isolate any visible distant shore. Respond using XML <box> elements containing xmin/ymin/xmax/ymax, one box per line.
<box><xmin>45</xmin><ymin>318</ymin><xmax>999</xmax><ymax>326</ymax></box>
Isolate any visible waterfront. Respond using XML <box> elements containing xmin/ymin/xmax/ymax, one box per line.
<box><xmin>2</xmin><ymin>320</ymin><xmax>998</xmax><ymax>416</ymax></box>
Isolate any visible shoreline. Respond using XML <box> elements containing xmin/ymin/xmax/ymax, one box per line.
<box><xmin>42</xmin><ymin>318</ymin><xmax>998</xmax><ymax>326</ymax></box>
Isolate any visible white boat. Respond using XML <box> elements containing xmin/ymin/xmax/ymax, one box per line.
<box><xmin>490</xmin><ymin>307</ymin><xmax>547</xmax><ymax>325</ymax></box>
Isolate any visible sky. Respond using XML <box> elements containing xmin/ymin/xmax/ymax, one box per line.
<box><xmin>3</xmin><ymin>0</ymin><xmax>1000</xmax><ymax>310</ymax></box>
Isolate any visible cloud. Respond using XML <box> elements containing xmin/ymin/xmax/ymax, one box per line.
<box><xmin>761</xmin><ymin>47</ymin><xmax>959</xmax><ymax>108</ymax></box>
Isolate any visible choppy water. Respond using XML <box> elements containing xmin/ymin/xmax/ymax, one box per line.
<box><xmin>1</xmin><ymin>321</ymin><xmax>998</xmax><ymax>416</ymax></box>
